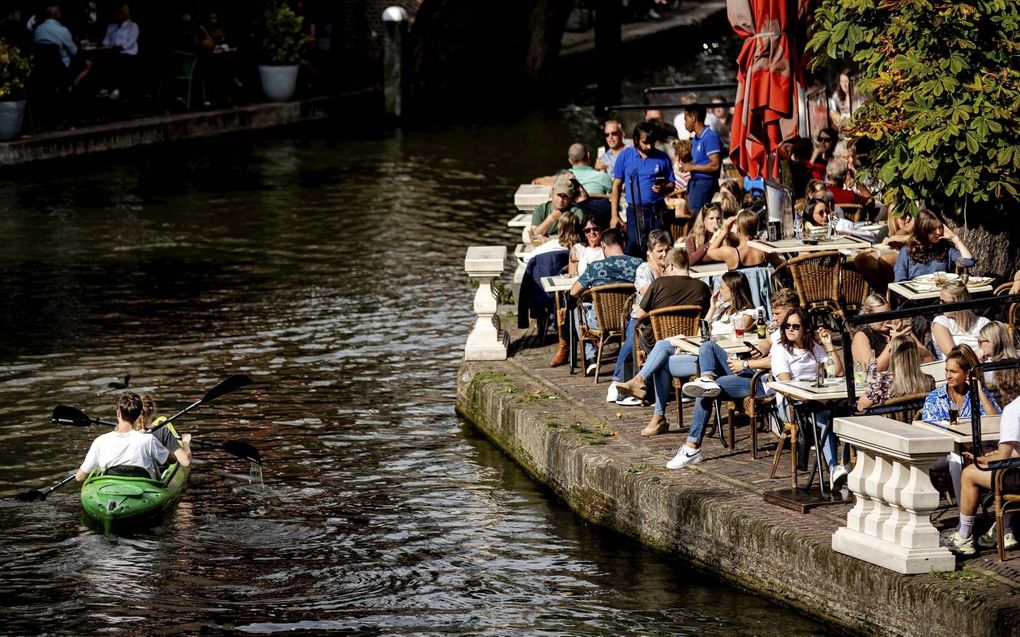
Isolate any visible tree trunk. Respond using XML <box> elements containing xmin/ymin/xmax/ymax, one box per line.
<box><xmin>949</xmin><ymin>202</ymin><xmax>1019</xmax><ymax>281</ymax></box>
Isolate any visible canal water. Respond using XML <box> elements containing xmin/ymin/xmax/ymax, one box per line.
<box><xmin>0</xmin><ymin>115</ymin><xmax>834</xmax><ymax>635</ymax></box>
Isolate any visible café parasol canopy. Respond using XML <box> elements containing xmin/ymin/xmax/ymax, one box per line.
<box><xmin>727</xmin><ymin>0</ymin><xmax>813</xmax><ymax>179</ymax></box>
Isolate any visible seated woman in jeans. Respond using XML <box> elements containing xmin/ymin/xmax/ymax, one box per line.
<box><xmin>921</xmin><ymin>344</ymin><xmax>1000</xmax><ymax>504</ymax></box>
<box><xmin>615</xmin><ymin>271</ymin><xmax>760</xmax><ymax>436</ymax></box>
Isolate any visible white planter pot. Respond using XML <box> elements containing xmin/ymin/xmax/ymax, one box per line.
<box><xmin>0</xmin><ymin>100</ymin><xmax>26</xmax><ymax>141</ymax></box>
<box><xmin>258</xmin><ymin>65</ymin><xmax>299</xmax><ymax>102</ymax></box>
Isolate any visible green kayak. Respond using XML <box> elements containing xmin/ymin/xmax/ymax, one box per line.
<box><xmin>80</xmin><ymin>463</ymin><xmax>191</xmax><ymax>532</ymax></box>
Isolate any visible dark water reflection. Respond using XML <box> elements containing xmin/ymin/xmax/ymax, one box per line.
<box><xmin>0</xmin><ymin>116</ymin><xmax>832</xmax><ymax>635</ymax></box>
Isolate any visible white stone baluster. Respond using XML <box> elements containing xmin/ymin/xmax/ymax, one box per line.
<box><xmin>832</xmin><ymin>416</ymin><xmax>955</xmax><ymax>574</ymax></box>
<box><xmin>464</xmin><ymin>246</ymin><xmax>509</xmax><ymax>361</ymax></box>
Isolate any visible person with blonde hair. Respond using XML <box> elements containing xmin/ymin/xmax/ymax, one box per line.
<box><xmin>976</xmin><ymin>321</ymin><xmax>1020</xmax><ymax>405</ymax></box>
<box><xmin>683</xmin><ymin>201</ymin><xmax>736</xmax><ymax>267</ymax></box>
<box><xmin>856</xmin><ymin>336</ymin><xmax>936</xmax><ymax>411</ymax></box>
<box><xmin>932</xmin><ymin>280</ymin><xmax>990</xmax><ymax>360</ymax></box>
<box><xmin>137</xmin><ymin>393</ymin><xmax>193</xmax><ymax>470</ymax></box>
<box><xmin>712</xmin><ymin>189</ymin><xmax>739</xmax><ymax>218</ymax></box>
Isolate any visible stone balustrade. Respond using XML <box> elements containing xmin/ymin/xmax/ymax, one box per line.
<box><xmin>464</xmin><ymin>246</ymin><xmax>509</xmax><ymax>361</ymax></box>
<box><xmin>832</xmin><ymin>415</ymin><xmax>956</xmax><ymax>574</ymax></box>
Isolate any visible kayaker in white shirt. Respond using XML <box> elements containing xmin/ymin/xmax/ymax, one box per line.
<box><xmin>75</xmin><ymin>393</ymin><xmax>173</xmax><ymax>481</ymax></box>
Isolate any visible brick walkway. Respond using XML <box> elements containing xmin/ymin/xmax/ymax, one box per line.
<box><xmin>502</xmin><ymin>325</ymin><xmax>1020</xmax><ymax>586</ymax></box>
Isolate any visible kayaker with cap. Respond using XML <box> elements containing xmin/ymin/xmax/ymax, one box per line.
<box><xmin>139</xmin><ymin>394</ymin><xmax>192</xmax><ymax>468</ymax></box>
<box><xmin>74</xmin><ymin>393</ymin><xmax>178</xmax><ymax>481</ymax></box>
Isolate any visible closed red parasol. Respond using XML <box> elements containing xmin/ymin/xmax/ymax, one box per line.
<box><xmin>727</xmin><ymin>0</ymin><xmax>813</xmax><ymax>179</ymax></box>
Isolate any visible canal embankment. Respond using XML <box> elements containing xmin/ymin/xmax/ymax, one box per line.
<box><xmin>456</xmin><ymin>329</ymin><xmax>1020</xmax><ymax>636</ymax></box>
<box><xmin>0</xmin><ymin>90</ymin><xmax>376</xmax><ymax>168</ymax></box>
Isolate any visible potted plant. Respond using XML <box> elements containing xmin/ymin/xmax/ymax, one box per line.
<box><xmin>0</xmin><ymin>41</ymin><xmax>30</xmax><ymax>140</ymax></box>
<box><xmin>258</xmin><ymin>2</ymin><xmax>304</xmax><ymax>102</ymax></box>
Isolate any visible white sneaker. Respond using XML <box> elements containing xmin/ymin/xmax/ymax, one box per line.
<box><xmin>616</xmin><ymin>396</ymin><xmax>643</xmax><ymax>407</ymax></box>
<box><xmin>666</xmin><ymin>445</ymin><xmax>703</xmax><ymax>469</ymax></box>
<box><xmin>606</xmin><ymin>383</ymin><xmax>619</xmax><ymax>403</ymax></box>
<box><xmin>829</xmin><ymin>465</ymin><xmax>849</xmax><ymax>492</ymax></box>
<box><xmin>682</xmin><ymin>377</ymin><xmax>721</xmax><ymax>398</ymax></box>
<box><xmin>975</xmin><ymin>525</ymin><xmax>1015</xmax><ymax>550</ymax></box>
<box><xmin>941</xmin><ymin>530</ymin><xmax>976</xmax><ymax>555</ymax></box>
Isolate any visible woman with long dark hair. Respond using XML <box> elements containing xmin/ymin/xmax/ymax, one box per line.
<box><xmin>893</xmin><ymin>209</ymin><xmax>975</xmax><ymax>281</ymax></box>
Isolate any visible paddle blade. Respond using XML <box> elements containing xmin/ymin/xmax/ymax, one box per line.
<box><xmin>52</xmin><ymin>405</ymin><xmax>93</xmax><ymax>427</ymax></box>
<box><xmin>201</xmin><ymin>375</ymin><xmax>254</xmax><ymax>405</ymax></box>
<box><xmin>13</xmin><ymin>489</ymin><xmax>46</xmax><ymax>502</ymax></box>
<box><xmin>222</xmin><ymin>440</ymin><xmax>261</xmax><ymax>465</ymax></box>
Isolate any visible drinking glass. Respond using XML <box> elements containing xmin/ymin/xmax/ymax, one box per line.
<box><xmin>948</xmin><ymin>407</ymin><xmax>959</xmax><ymax>425</ymax></box>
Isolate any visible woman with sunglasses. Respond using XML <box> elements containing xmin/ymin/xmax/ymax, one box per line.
<box><xmin>976</xmin><ymin>321</ymin><xmax>1020</xmax><ymax>406</ymax></box>
<box><xmin>808</xmin><ymin>127</ymin><xmax>838</xmax><ymax>180</ymax></box>
<box><xmin>770</xmin><ymin>307</ymin><xmax>849</xmax><ymax>490</ymax></box>
<box><xmin>922</xmin><ymin>344</ymin><xmax>1000</xmax><ymax>506</ymax></box>
<box><xmin>803</xmin><ymin>189</ymin><xmax>835</xmax><ymax>234</ymax></box>
<box><xmin>684</xmin><ymin>201</ymin><xmax>737</xmax><ymax>267</ymax></box>
<box><xmin>893</xmin><ymin>209</ymin><xmax>974</xmax><ymax>281</ymax></box>
<box><xmin>569</xmin><ymin>213</ymin><xmax>606</xmax><ymax>277</ymax></box>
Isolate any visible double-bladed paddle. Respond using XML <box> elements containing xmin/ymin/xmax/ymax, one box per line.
<box><xmin>12</xmin><ymin>474</ymin><xmax>76</xmax><ymax>502</ymax></box>
<box><xmin>51</xmin><ymin>404</ymin><xmax>261</xmax><ymax>465</ymax></box>
<box><xmin>12</xmin><ymin>375</ymin><xmax>258</xmax><ymax>502</ymax></box>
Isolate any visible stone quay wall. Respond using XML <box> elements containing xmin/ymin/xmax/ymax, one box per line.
<box><xmin>456</xmin><ymin>359</ymin><xmax>1020</xmax><ymax>636</ymax></box>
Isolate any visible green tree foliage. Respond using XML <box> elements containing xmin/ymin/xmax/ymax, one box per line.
<box><xmin>260</xmin><ymin>2</ymin><xmax>304</xmax><ymax>66</ymax></box>
<box><xmin>808</xmin><ymin>0</ymin><xmax>1019</xmax><ymax>213</ymax></box>
<box><xmin>0</xmin><ymin>41</ymin><xmax>30</xmax><ymax>100</ymax></box>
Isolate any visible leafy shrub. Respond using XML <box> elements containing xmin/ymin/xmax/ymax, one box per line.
<box><xmin>260</xmin><ymin>2</ymin><xmax>304</xmax><ymax>66</ymax></box>
<box><xmin>808</xmin><ymin>0</ymin><xmax>1020</xmax><ymax>213</ymax></box>
<box><xmin>0</xmin><ymin>41</ymin><xmax>30</xmax><ymax>101</ymax></box>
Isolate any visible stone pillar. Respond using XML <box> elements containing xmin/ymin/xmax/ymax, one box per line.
<box><xmin>832</xmin><ymin>415</ymin><xmax>956</xmax><ymax>574</ymax></box>
<box><xmin>464</xmin><ymin>246</ymin><xmax>509</xmax><ymax>360</ymax></box>
<box><xmin>382</xmin><ymin>7</ymin><xmax>409</xmax><ymax>118</ymax></box>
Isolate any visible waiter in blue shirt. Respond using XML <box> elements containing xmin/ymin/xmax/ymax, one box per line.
<box><xmin>610</xmin><ymin>121</ymin><xmax>676</xmax><ymax>256</ymax></box>
<box><xmin>680</xmin><ymin>103</ymin><xmax>722</xmax><ymax>215</ymax></box>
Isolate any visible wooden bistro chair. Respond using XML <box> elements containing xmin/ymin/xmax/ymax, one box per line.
<box><xmin>726</xmin><ymin>369</ymin><xmax>782</xmax><ymax>460</ymax></box>
<box><xmin>578</xmin><ymin>283</ymin><xmax>633</xmax><ymax>383</ymax></box>
<box><xmin>839</xmin><ymin>259</ymin><xmax>875</xmax><ymax>316</ymax></box>
<box><xmin>646</xmin><ymin>305</ymin><xmax>702</xmax><ymax>428</ymax></box>
<box><xmin>993</xmin><ymin>469</ymin><xmax>1020</xmax><ymax>561</ymax></box>
<box><xmin>993</xmin><ymin>282</ymin><xmax>1019</xmax><ymax>336</ymax></box>
<box><xmin>785</xmin><ymin>250</ymin><xmax>844</xmax><ymax>329</ymax></box>
<box><xmin>837</xmin><ymin>203</ymin><xmax>865</xmax><ymax>223</ymax></box>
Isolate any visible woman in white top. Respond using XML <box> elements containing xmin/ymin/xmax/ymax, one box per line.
<box><xmin>771</xmin><ymin>307</ymin><xmax>849</xmax><ymax>490</ymax></box>
<box><xmin>75</xmin><ymin>393</ymin><xmax>172</xmax><ymax>481</ymax></box>
<box><xmin>706</xmin><ymin>270</ymin><xmax>758</xmax><ymax>338</ymax></box>
<box><xmin>570</xmin><ymin>213</ymin><xmax>606</xmax><ymax>277</ymax></box>
<box><xmin>932</xmin><ymin>280</ymin><xmax>990</xmax><ymax>360</ymax></box>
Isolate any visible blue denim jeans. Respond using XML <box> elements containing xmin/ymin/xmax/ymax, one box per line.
<box><xmin>687</xmin><ymin>372</ymin><xmax>763</xmax><ymax>445</ymax></box>
<box><xmin>798</xmin><ymin>402</ymin><xmax>849</xmax><ymax>469</ymax></box>
<box><xmin>637</xmin><ymin>340</ymin><xmax>698</xmax><ymax>415</ymax></box>
<box><xmin>613</xmin><ymin>317</ymin><xmax>638</xmax><ymax>382</ymax></box>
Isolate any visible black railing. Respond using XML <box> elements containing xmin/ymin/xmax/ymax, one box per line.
<box><xmin>968</xmin><ymin>359</ymin><xmax>1020</xmax><ymax>472</ymax></box>
<box><xmin>838</xmin><ymin>294</ymin><xmax>1020</xmax><ymax>403</ymax></box>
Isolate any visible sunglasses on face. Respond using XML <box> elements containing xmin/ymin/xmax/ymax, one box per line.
<box><xmin>977</xmin><ymin>338</ymin><xmax>989</xmax><ymax>344</ymax></box>
<box><xmin>605</xmin><ymin>131</ymin><xmax>622</xmax><ymax>137</ymax></box>
<box><xmin>782</xmin><ymin>323</ymin><xmax>803</xmax><ymax>331</ymax></box>
<box><xmin>817</xmin><ymin>136</ymin><xmax>832</xmax><ymax>142</ymax></box>
<box><xmin>584</xmin><ymin>227</ymin><xmax>601</xmax><ymax>235</ymax></box>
